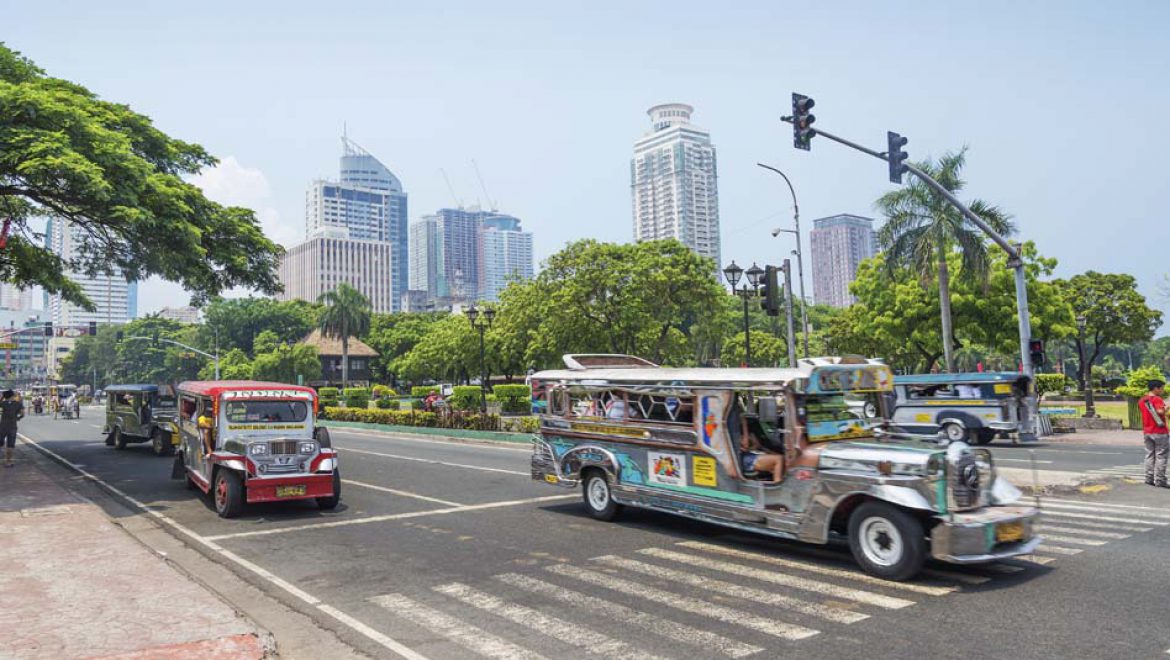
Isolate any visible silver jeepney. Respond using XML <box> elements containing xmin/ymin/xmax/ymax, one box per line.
<box><xmin>530</xmin><ymin>354</ymin><xmax>1041</xmax><ymax>580</ymax></box>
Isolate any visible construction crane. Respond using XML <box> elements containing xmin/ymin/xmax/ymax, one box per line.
<box><xmin>471</xmin><ymin>159</ymin><xmax>498</xmax><ymax>212</ymax></box>
<box><xmin>439</xmin><ymin>168</ymin><xmax>464</xmax><ymax>209</ymax></box>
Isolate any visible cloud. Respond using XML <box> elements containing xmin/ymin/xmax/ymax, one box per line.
<box><xmin>190</xmin><ymin>156</ymin><xmax>300</xmax><ymax>248</ymax></box>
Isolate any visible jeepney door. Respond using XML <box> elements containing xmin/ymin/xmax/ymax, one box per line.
<box><xmin>693</xmin><ymin>390</ymin><xmax>741</xmax><ymax>479</ymax></box>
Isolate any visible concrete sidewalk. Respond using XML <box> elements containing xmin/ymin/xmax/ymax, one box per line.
<box><xmin>0</xmin><ymin>444</ymin><xmax>266</xmax><ymax>659</ymax></box>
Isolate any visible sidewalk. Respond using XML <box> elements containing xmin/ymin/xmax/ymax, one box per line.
<box><xmin>1033</xmin><ymin>428</ymin><xmax>1143</xmax><ymax>446</ymax></box>
<box><xmin>0</xmin><ymin>444</ymin><xmax>266</xmax><ymax>659</ymax></box>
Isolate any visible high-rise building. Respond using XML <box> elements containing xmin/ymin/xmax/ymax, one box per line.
<box><xmin>408</xmin><ymin>215</ymin><xmax>445</xmax><ymax>298</ymax></box>
<box><xmin>810</xmin><ymin>214</ymin><xmax>877</xmax><ymax>308</ymax></box>
<box><xmin>478</xmin><ymin>214</ymin><xmax>533</xmax><ymax>302</ymax></box>
<box><xmin>0</xmin><ymin>284</ymin><xmax>32</xmax><ymax>311</ymax></box>
<box><xmin>303</xmin><ymin>137</ymin><xmax>408</xmax><ymax>311</ymax></box>
<box><xmin>277</xmin><ymin>234</ymin><xmax>396</xmax><ymax>314</ymax></box>
<box><xmin>44</xmin><ymin>217</ymin><xmax>137</xmax><ymax>327</ymax></box>
<box><xmin>631</xmin><ymin>103</ymin><xmax>720</xmax><ymax>266</ymax></box>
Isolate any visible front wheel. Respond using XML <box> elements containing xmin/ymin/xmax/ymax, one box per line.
<box><xmin>152</xmin><ymin>429</ymin><xmax>174</xmax><ymax>456</ymax></box>
<box><xmin>113</xmin><ymin>427</ymin><xmax>128</xmax><ymax>450</ymax></box>
<box><xmin>848</xmin><ymin>501</ymin><xmax>927</xmax><ymax>581</ymax></box>
<box><xmin>940</xmin><ymin>422</ymin><xmax>968</xmax><ymax>445</ymax></box>
<box><xmin>214</xmin><ymin>469</ymin><xmax>245</xmax><ymax>518</ymax></box>
<box><xmin>582</xmin><ymin>470</ymin><xmax>622</xmax><ymax>522</ymax></box>
<box><xmin>317</xmin><ymin>471</ymin><xmax>341</xmax><ymax>510</ymax></box>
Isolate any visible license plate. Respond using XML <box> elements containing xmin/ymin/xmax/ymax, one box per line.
<box><xmin>996</xmin><ymin>521</ymin><xmax>1025</xmax><ymax>543</ymax></box>
<box><xmin>544</xmin><ymin>474</ymin><xmax>559</xmax><ymax>484</ymax></box>
<box><xmin>276</xmin><ymin>485</ymin><xmax>306</xmax><ymax>498</ymax></box>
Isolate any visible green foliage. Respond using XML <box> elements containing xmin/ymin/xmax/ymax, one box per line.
<box><xmin>397</xmin><ymin>314</ymin><xmax>478</xmax><ymax>384</ymax></box>
<box><xmin>61</xmin><ymin>316</ymin><xmax>216</xmax><ymax>386</ymax></box>
<box><xmin>0</xmin><ymin>44</ymin><xmax>282</xmax><ymax>307</ymax></box>
<box><xmin>493</xmin><ymin>384</ymin><xmax>532</xmax><ymax>414</ymax></box>
<box><xmin>251</xmin><ymin>342</ymin><xmax>321</xmax><ymax>384</ymax></box>
<box><xmin>318</xmin><ymin>283</ymin><xmax>372</xmax><ymax>388</ymax></box>
<box><xmin>371</xmin><ymin>384</ymin><xmax>397</xmax><ymax>398</ymax></box>
<box><xmin>323</xmin><ymin>407</ymin><xmax>503</xmax><ymax>431</ymax></box>
<box><xmin>201</xmin><ymin>348</ymin><xmax>253</xmax><ymax>381</ymax></box>
<box><xmin>1056</xmin><ymin>272</ymin><xmax>1163</xmax><ymax>386</ymax></box>
<box><xmin>1035</xmin><ymin>373</ymin><xmax>1071</xmax><ymax>401</ymax></box>
<box><xmin>720</xmin><ymin>331</ymin><xmax>789</xmax><ymax>368</ymax></box>
<box><xmin>374</xmin><ymin>397</ymin><xmax>394</xmax><ymax>409</ymax></box>
<box><xmin>200</xmin><ymin>297</ymin><xmax>319</xmax><ymax>357</ymax></box>
<box><xmin>343</xmin><ymin>387</ymin><xmax>370</xmax><ymax>409</ymax></box>
<box><xmin>410</xmin><ymin>386</ymin><xmax>439</xmax><ymax>397</ymax></box>
<box><xmin>364</xmin><ymin>313</ymin><xmax>444</xmax><ymax>383</ymax></box>
<box><xmin>449</xmin><ymin>385</ymin><xmax>485</xmax><ymax>411</ymax></box>
<box><xmin>317</xmin><ymin>387</ymin><xmax>339</xmax><ymax>408</ymax></box>
<box><xmin>1115</xmin><ymin>365</ymin><xmax>1168</xmax><ymax>398</ymax></box>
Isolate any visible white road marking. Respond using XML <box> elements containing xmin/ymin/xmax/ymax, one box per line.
<box><xmin>204</xmin><ymin>494</ymin><xmax>577</xmax><ymax>541</ymax></box>
<box><xmin>341</xmin><ymin>446</ymin><xmax>529</xmax><ymax>476</ymax></box>
<box><xmin>343</xmin><ymin>479</ymin><xmax>463</xmax><ymax>506</ymax></box>
<box><xmin>17</xmin><ymin>434</ymin><xmax>428</xmax><ymax>660</ymax></box>
<box><xmin>642</xmin><ymin>547</ymin><xmax>914</xmax><ymax>608</ymax></box>
<box><xmin>996</xmin><ymin>458</ymin><xmax>1053</xmax><ymax>464</ymax></box>
<box><xmin>597</xmin><ymin>555</ymin><xmax>868</xmax><ymax>624</ymax></box>
<box><xmin>1041</xmin><ymin>502</ymin><xmax>1170</xmax><ymax>521</ymax></box>
<box><xmin>1034</xmin><ymin>517</ymin><xmax>1151</xmax><ymax>532</ymax></box>
<box><xmin>677</xmin><ymin>541</ymin><xmax>956</xmax><ymax>596</ymax></box>
<box><xmin>434</xmin><ymin>582</ymin><xmax>667</xmax><ymax>660</ymax></box>
<box><xmin>1036</xmin><ymin>525</ymin><xmax>1130</xmax><ymax>539</ymax></box>
<box><xmin>497</xmin><ymin>573</ymin><xmax>763</xmax><ymax>658</ymax></box>
<box><xmin>1017</xmin><ymin>555</ymin><xmax>1056</xmax><ymax>565</ymax></box>
<box><xmin>1043</xmin><ymin>497</ymin><xmax>1170</xmax><ymax>513</ymax></box>
<box><xmin>371</xmin><ymin>593</ymin><xmax>546</xmax><ymax>660</ymax></box>
<box><xmin>1034</xmin><ymin>544</ymin><xmax>1082</xmax><ymax>556</ymax></box>
<box><xmin>548</xmin><ymin>563</ymin><xmax>820</xmax><ymax>641</ymax></box>
<box><xmin>332</xmin><ymin>428</ymin><xmax>531</xmax><ymax>453</ymax></box>
<box><xmin>1040</xmin><ymin>510</ymin><xmax>1169</xmax><ymax>526</ymax></box>
<box><xmin>1035</xmin><ymin>534</ymin><xmax>1107</xmax><ymax>547</ymax></box>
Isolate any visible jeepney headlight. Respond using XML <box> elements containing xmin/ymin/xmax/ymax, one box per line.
<box><xmin>248</xmin><ymin>443</ymin><xmax>268</xmax><ymax>456</ymax></box>
<box><xmin>299</xmin><ymin>442</ymin><xmax>316</xmax><ymax>455</ymax></box>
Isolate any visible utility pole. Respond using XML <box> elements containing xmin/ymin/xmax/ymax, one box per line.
<box><xmin>782</xmin><ymin>260</ymin><xmax>797</xmax><ymax>368</ymax></box>
<box><xmin>759</xmin><ymin>163</ymin><xmax>810</xmax><ymax>357</ymax></box>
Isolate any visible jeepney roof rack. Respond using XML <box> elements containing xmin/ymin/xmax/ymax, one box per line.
<box><xmin>562</xmin><ymin>354</ymin><xmax>661</xmax><ymax>370</ymax></box>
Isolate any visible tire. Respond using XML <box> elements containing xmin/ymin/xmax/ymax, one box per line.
<box><xmin>940</xmin><ymin>422</ymin><xmax>968</xmax><ymax>445</ymax></box>
<box><xmin>113</xmin><ymin>427</ymin><xmax>128</xmax><ymax>450</ymax></box>
<box><xmin>581</xmin><ymin>470</ymin><xmax>622</xmax><ymax>522</ymax></box>
<box><xmin>152</xmin><ymin>429</ymin><xmax>174</xmax><ymax>457</ymax></box>
<box><xmin>213</xmin><ymin>469</ymin><xmax>245</xmax><ymax>518</ymax></box>
<box><xmin>975</xmin><ymin>429</ymin><xmax>997</xmax><ymax>445</ymax></box>
<box><xmin>317</xmin><ymin>471</ymin><xmax>341</xmax><ymax>510</ymax></box>
<box><xmin>848</xmin><ymin>501</ymin><xmax>927</xmax><ymax>581</ymax></box>
<box><xmin>105</xmin><ymin>431</ymin><xmax>115</xmax><ymax>447</ymax></box>
<box><xmin>314</xmin><ymin>427</ymin><xmax>332</xmax><ymax>449</ymax></box>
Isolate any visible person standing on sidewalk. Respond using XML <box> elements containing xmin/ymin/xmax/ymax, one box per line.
<box><xmin>1139</xmin><ymin>379</ymin><xmax>1168</xmax><ymax>487</ymax></box>
<box><xmin>0</xmin><ymin>389</ymin><xmax>24</xmax><ymax>467</ymax></box>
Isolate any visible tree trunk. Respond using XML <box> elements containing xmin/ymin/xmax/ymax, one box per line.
<box><xmin>936</xmin><ymin>242</ymin><xmax>956</xmax><ymax>373</ymax></box>
<box><xmin>341</xmin><ymin>333</ymin><xmax>349</xmax><ymax>390</ymax></box>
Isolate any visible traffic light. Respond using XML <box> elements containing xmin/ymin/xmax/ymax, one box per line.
<box><xmin>887</xmin><ymin>131</ymin><xmax>909</xmax><ymax>184</ymax></box>
<box><xmin>1029</xmin><ymin>339</ymin><xmax>1046</xmax><ymax>367</ymax></box>
<box><xmin>88</xmin><ymin>321</ymin><xmax>97</xmax><ymax>336</ymax></box>
<box><xmin>43</xmin><ymin>322</ymin><xmax>52</xmax><ymax>337</ymax></box>
<box><xmin>115</xmin><ymin>330</ymin><xmax>123</xmax><ymax>342</ymax></box>
<box><xmin>792</xmin><ymin>93</ymin><xmax>816</xmax><ymax>150</ymax></box>
<box><xmin>760</xmin><ymin>265</ymin><xmax>781</xmax><ymax>317</ymax></box>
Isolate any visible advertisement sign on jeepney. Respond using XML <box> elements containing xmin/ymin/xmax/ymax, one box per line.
<box><xmin>808</xmin><ymin>365</ymin><xmax>893</xmax><ymax>395</ymax></box>
<box><xmin>223</xmin><ymin>390</ymin><xmax>313</xmax><ymax>400</ymax></box>
<box><xmin>692</xmin><ymin>455</ymin><xmax>717</xmax><ymax>487</ymax></box>
<box><xmin>648</xmin><ymin>451</ymin><xmax>687</xmax><ymax>487</ymax></box>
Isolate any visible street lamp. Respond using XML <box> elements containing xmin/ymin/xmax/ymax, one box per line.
<box><xmin>724</xmin><ymin>261</ymin><xmax>762</xmax><ymax>366</ymax></box>
<box><xmin>759</xmin><ymin>163</ymin><xmax>810</xmax><ymax>358</ymax></box>
<box><xmin>1075</xmin><ymin>314</ymin><xmax>1095</xmax><ymax>418</ymax></box>
<box><xmin>466</xmin><ymin>304</ymin><xmax>495</xmax><ymax>414</ymax></box>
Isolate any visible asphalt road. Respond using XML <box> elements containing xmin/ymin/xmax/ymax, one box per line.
<box><xmin>16</xmin><ymin>410</ymin><xmax>1170</xmax><ymax>659</ymax></box>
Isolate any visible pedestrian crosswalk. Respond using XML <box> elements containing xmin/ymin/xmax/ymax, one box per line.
<box><xmin>362</xmin><ymin>497</ymin><xmax>1165</xmax><ymax>658</ymax></box>
<box><xmin>1087</xmin><ymin>463</ymin><xmax>1149</xmax><ymax>480</ymax></box>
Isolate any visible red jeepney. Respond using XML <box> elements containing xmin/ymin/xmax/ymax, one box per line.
<box><xmin>172</xmin><ymin>381</ymin><xmax>340</xmax><ymax>518</ymax></box>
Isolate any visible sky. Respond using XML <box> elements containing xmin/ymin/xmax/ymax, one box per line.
<box><xmin>6</xmin><ymin>0</ymin><xmax>1170</xmax><ymax>333</ymax></box>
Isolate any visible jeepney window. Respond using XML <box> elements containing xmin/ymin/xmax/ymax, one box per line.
<box><xmin>804</xmin><ymin>394</ymin><xmax>870</xmax><ymax>442</ymax></box>
<box><xmin>224</xmin><ymin>400</ymin><xmax>308</xmax><ymax>423</ymax></box>
<box><xmin>630</xmin><ymin>393</ymin><xmax>693</xmax><ymax>423</ymax></box>
<box><xmin>179</xmin><ymin>396</ymin><xmax>197</xmax><ymax>420</ymax></box>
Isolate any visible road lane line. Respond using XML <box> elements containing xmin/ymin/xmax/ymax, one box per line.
<box><xmin>331</xmin><ymin>428</ymin><xmax>531</xmax><ymax>452</ymax></box>
<box><xmin>548</xmin><ymin>563</ymin><xmax>820</xmax><ymax>641</ymax></box>
<box><xmin>995</xmin><ymin>458</ymin><xmax>1053</xmax><ymax>464</ymax></box>
<box><xmin>1033</xmin><ymin>544</ymin><xmax>1082</xmax><ymax>556</ymax></box>
<box><xmin>343</xmin><ymin>479</ymin><xmax>463</xmax><ymax>506</ymax></box>
<box><xmin>1035</xmin><ymin>534</ymin><xmax>1107</xmax><ymax>546</ymax></box>
<box><xmin>1040</xmin><ymin>510</ymin><xmax>1169</xmax><ymax>526</ymax></box>
<box><xmin>642</xmin><ymin>547</ymin><xmax>915</xmax><ymax>608</ymax></box>
<box><xmin>340</xmin><ymin>446</ymin><xmax>529</xmax><ymax>476</ymax></box>
<box><xmin>1043</xmin><ymin>498</ymin><xmax>1170</xmax><ymax>512</ymax></box>
<box><xmin>497</xmin><ymin>573</ymin><xmax>763</xmax><ymax>658</ymax></box>
<box><xmin>17</xmin><ymin>434</ymin><xmax>428</xmax><ymax>660</ymax></box>
<box><xmin>596</xmin><ymin>556</ymin><xmax>868</xmax><ymax>623</ymax></box>
<box><xmin>1036</xmin><ymin>525</ymin><xmax>1130</xmax><ymax>539</ymax></box>
<box><xmin>676</xmin><ymin>542</ymin><xmax>955</xmax><ymax>596</ymax></box>
<box><xmin>1040</xmin><ymin>502</ymin><xmax>1170</xmax><ymax>521</ymax></box>
<box><xmin>1033</xmin><ymin>517</ymin><xmax>1152</xmax><ymax>532</ymax></box>
<box><xmin>434</xmin><ymin>582</ymin><xmax>668</xmax><ymax>660</ymax></box>
<box><xmin>371</xmin><ymin>593</ymin><xmax>546</xmax><ymax>660</ymax></box>
<box><xmin>204</xmin><ymin>494</ymin><xmax>577</xmax><ymax>541</ymax></box>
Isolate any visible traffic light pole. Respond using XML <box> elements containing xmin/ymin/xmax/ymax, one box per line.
<box><xmin>785</xmin><ymin>120</ymin><xmax>1038</xmax><ymax>441</ymax></box>
<box><xmin>123</xmin><ymin>336</ymin><xmax>220</xmax><ymax>380</ymax></box>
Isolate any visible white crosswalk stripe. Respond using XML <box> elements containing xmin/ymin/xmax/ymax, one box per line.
<box><xmin>596</xmin><ymin>555</ymin><xmax>869</xmax><ymax>624</ymax></box>
<box><xmin>548</xmin><ymin>563</ymin><xmax>821</xmax><ymax>641</ymax></box>
<box><xmin>1036</xmin><ymin>534</ymin><xmax>1107</xmax><ymax>547</ymax></box>
<box><xmin>1041</xmin><ymin>501</ymin><xmax>1170</xmax><ymax>521</ymax></box>
<box><xmin>1017</xmin><ymin>555</ymin><xmax>1057</xmax><ymax>565</ymax></box>
<box><xmin>496</xmin><ymin>573</ymin><xmax>764</xmax><ymax>658</ymax></box>
<box><xmin>434</xmin><ymin>582</ymin><xmax>670</xmax><ymax>660</ymax></box>
<box><xmin>1037</xmin><ymin>517</ymin><xmax>1152</xmax><ymax>532</ymax></box>
<box><xmin>1034</xmin><ymin>543</ymin><xmax>1083</xmax><ymax>556</ymax></box>
<box><xmin>1043</xmin><ymin>497</ymin><xmax>1170</xmax><ymax>513</ymax></box>
<box><xmin>1041</xmin><ymin>510</ymin><xmax>1169</xmax><ymax>526</ymax></box>
<box><xmin>1036</xmin><ymin>524</ymin><xmax>1131</xmax><ymax>539</ymax></box>
<box><xmin>370</xmin><ymin>593</ymin><xmax>547</xmax><ymax>660</ymax></box>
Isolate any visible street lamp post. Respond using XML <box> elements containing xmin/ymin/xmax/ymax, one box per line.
<box><xmin>466</xmin><ymin>304</ymin><xmax>495</xmax><ymax>414</ymax></box>
<box><xmin>1076</xmin><ymin>314</ymin><xmax>1096</xmax><ymax>418</ymax></box>
<box><xmin>759</xmin><ymin>163</ymin><xmax>810</xmax><ymax>358</ymax></box>
<box><xmin>723</xmin><ymin>261</ymin><xmax>764</xmax><ymax>366</ymax></box>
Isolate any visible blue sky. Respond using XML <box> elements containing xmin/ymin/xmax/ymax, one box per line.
<box><xmin>6</xmin><ymin>0</ymin><xmax>1169</xmax><ymax>333</ymax></box>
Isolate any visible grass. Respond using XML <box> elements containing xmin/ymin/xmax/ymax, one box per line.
<box><xmin>1041</xmin><ymin>400</ymin><xmax>1131</xmax><ymax>428</ymax></box>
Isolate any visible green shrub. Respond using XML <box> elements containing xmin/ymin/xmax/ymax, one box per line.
<box><xmin>375</xmin><ymin>397</ymin><xmax>394</xmax><ymax>409</ymax></box>
<box><xmin>343</xmin><ymin>387</ymin><xmax>370</xmax><ymax>409</ymax></box>
<box><xmin>318</xmin><ymin>387</ymin><xmax>340</xmax><ymax>408</ymax></box>
<box><xmin>372</xmin><ymin>384</ymin><xmax>398</xmax><ymax>399</ymax></box>
<box><xmin>321</xmin><ymin>406</ymin><xmax>502</xmax><ymax>430</ymax></box>
<box><xmin>1116</xmin><ymin>365</ymin><xmax>1168</xmax><ymax>398</ymax></box>
<box><xmin>1035</xmin><ymin>374</ymin><xmax>1071</xmax><ymax>401</ymax></box>
<box><xmin>449</xmin><ymin>385</ymin><xmax>485</xmax><ymax>411</ymax></box>
<box><xmin>493</xmin><ymin>384</ymin><xmax>532</xmax><ymax>414</ymax></box>
<box><xmin>411</xmin><ymin>385</ymin><xmax>440</xmax><ymax>398</ymax></box>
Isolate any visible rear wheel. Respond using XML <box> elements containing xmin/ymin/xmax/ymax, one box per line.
<box><xmin>581</xmin><ymin>470</ymin><xmax>622</xmax><ymax>522</ymax></box>
<box><xmin>975</xmin><ymin>429</ymin><xmax>997</xmax><ymax>445</ymax></box>
<box><xmin>113</xmin><ymin>427</ymin><xmax>128</xmax><ymax>450</ymax></box>
<box><xmin>940</xmin><ymin>422</ymin><xmax>968</xmax><ymax>444</ymax></box>
<box><xmin>317</xmin><ymin>471</ymin><xmax>341</xmax><ymax>510</ymax></box>
<box><xmin>213</xmin><ymin>469</ymin><xmax>244</xmax><ymax>518</ymax></box>
<box><xmin>848</xmin><ymin>501</ymin><xmax>926</xmax><ymax>581</ymax></box>
<box><xmin>152</xmin><ymin>429</ymin><xmax>174</xmax><ymax>456</ymax></box>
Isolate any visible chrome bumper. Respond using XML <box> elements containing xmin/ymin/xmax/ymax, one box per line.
<box><xmin>988</xmin><ymin>421</ymin><xmax>1019</xmax><ymax>431</ymax></box>
<box><xmin>931</xmin><ymin>505</ymin><xmax>1041</xmax><ymax>564</ymax></box>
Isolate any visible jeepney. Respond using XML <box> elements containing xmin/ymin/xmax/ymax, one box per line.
<box><xmin>51</xmin><ymin>384</ymin><xmax>79</xmax><ymax>419</ymax></box>
<box><xmin>171</xmin><ymin>381</ymin><xmax>340</xmax><ymax>518</ymax></box>
<box><xmin>530</xmin><ymin>354</ymin><xmax>1041</xmax><ymax>580</ymax></box>
<box><xmin>103</xmin><ymin>384</ymin><xmax>179</xmax><ymax>456</ymax></box>
<box><xmin>889</xmin><ymin>372</ymin><xmax>1031</xmax><ymax>445</ymax></box>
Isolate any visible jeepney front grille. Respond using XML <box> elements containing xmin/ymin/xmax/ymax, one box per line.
<box><xmin>950</xmin><ymin>453</ymin><xmax>981</xmax><ymax>510</ymax></box>
<box><xmin>261</xmin><ymin>462</ymin><xmax>300</xmax><ymax>474</ymax></box>
<box><xmin>269</xmin><ymin>440</ymin><xmax>297</xmax><ymax>455</ymax></box>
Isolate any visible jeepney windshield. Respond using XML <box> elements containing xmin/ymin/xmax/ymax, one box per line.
<box><xmin>224</xmin><ymin>400</ymin><xmax>309</xmax><ymax>423</ymax></box>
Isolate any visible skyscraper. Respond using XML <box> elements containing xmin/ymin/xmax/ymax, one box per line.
<box><xmin>44</xmin><ymin>217</ymin><xmax>137</xmax><ymax>326</ymax></box>
<box><xmin>810</xmin><ymin>214</ymin><xmax>877</xmax><ymax>308</ymax></box>
<box><xmin>478</xmin><ymin>214</ymin><xmax>533</xmax><ymax>302</ymax></box>
<box><xmin>631</xmin><ymin>103</ymin><xmax>720</xmax><ymax>266</ymax></box>
<box><xmin>0</xmin><ymin>284</ymin><xmax>32</xmax><ymax>311</ymax></box>
<box><xmin>408</xmin><ymin>215</ymin><xmax>445</xmax><ymax>298</ymax></box>
<box><xmin>278</xmin><ymin>234</ymin><xmax>396</xmax><ymax>314</ymax></box>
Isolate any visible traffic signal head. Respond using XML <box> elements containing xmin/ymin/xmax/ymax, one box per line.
<box><xmin>1028</xmin><ymin>339</ymin><xmax>1046</xmax><ymax>367</ymax></box>
<box><xmin>43</xmin><ymin>323</ymin><xmax>52</xmax><ymax>337</ymax></box>
<box><xmin>88</xmin><ymin>321</ymin><xmax>97</xmax><ymax>336</ymax></box>
<box><xmin>760</xmin><ymin>265</ymin><xmax>781</xmax><ymax>317</ymax></box>
<box><xmin>792</xmin><ymin>93</ymin><xmax>816</xmax><ymax>151</ymax></box>
<box><xmin>115</xmin><ymin>331</ymin><xmax>123</xmax><ymax>342</ymax></box>
<box><xmin>887</xmin><ymin>131</ymin><xmax>909</xmax><ymax>184</ymax></box>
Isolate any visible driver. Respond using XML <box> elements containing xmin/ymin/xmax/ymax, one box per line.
<box><xmin>740</xmin><ymin>414</ymin><xmax>783</xmax><ymax>484</ymax></box>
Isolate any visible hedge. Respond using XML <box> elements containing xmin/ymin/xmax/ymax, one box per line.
<box><xmin>493</xmin><ymin>384</ymin><xmax>532</xmax><ymax>414</ymax></box>
<box><xmin>344</xmin><ymin>387</ymin><xmax>370</xmax><ymax>409</ymax></box>
<box><xmin>449</xmin><ymin>385</ymin><xmax>485</xmax><ymax>411</ymax></box>
<box><xmin>318</xmin><ymin>387</ymin><xmax>340</xmax><ymax>408</ymax></box>
<box><xmin>374</xmin><ymin>397</ymin><xmax>394</xmax><ymax>409</ymax></box>
<box><xmin>410</xmin><ymin>385</ymin><xmax>440</xmax><ymax>398</ymax></box>
<box><xmin>324</xmin><ymin>407</ymin><xmax>506</xmax><ymax>431</ymax></box>
<box><xmin>372</xmin><ymin>384</ymin><xmax>398</xmax><ymax>399</ymax></box>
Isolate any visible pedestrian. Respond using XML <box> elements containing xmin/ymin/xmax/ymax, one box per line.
<box><xmin>0</xmin><ymin>389</ymin><xmax>24</xmax><ymax>467</ymax></box>
<box><xmin>1139</xmin><ymin>379</ymin><xmax>1168</xmax><ymax>488</ymax></box>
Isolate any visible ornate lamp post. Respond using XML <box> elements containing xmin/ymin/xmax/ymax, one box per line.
<box><xmin>723</xmin><ymin>261</ymin><xmax>764</xmax><ymax>366</ymax></box>
<box><xmin>466</xmin><ymin>304</ymin><xmax>496</xmax><ymax>414</ymax></box>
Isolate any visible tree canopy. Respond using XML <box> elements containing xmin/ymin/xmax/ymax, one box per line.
<box><xmin>0</xmin><ymin>43</ymin><xmax>283</xmax><ymax>308</ymax></box>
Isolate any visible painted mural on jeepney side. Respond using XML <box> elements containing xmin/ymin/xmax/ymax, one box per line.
<box><xmin>699</xmin><ymin>395</ymin><xmax>725</xmax><ymax>454</ymax></box>
<box><xmin>648</xmin><ymin>451</ymin><xmax>687</xmax><ymax>487</ymax></box>
<box><xmin>807</xmin><ymin>365</ymin><xmax>893</xmax><ymax>395</ymax></box>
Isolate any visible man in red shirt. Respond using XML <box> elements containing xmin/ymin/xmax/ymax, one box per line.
<box><xmin>1139</xmin><ymin>379</ymin><xmax>1168</xmax><ymax>487</ymax></box>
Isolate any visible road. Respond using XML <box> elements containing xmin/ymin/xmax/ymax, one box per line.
<box><xmin>16</xmin><ymin>411</ymin><xmax>1170</xmax><ymax>659</ymax></box>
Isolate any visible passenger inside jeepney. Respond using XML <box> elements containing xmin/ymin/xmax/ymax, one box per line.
<box><xmin>729</xmin><ymin>397</ymin><xmax>784</xmax><ymax>483</ymax></box>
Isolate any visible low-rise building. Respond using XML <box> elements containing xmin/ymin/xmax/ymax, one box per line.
<box><xmin>298</xmin><ymin>328</ymin><xmax>378</xmax><ymax>388</ymax></box>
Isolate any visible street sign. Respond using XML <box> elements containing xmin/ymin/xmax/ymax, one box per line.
<box><xmin>0</xmin><ymin>343</ymin><xmax>16</xmax><ymax>350</ymax></box>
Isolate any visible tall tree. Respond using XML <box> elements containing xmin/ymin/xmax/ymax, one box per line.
<box><xmin>876</xmin><ymin>148</ymin><xmax>1014</xmax><ymax>372</ymax></box>
<box><xmin>200</xmin><ymin>297</ymin><xmax>319</xmax><ymax>357</ymax></box>
<box><xmin>317</xmin><ymin>283</ymin><xmax>371</xmax><ymax>388</ymax></box>
<box><xmin>0</xmin><ymin>44</ymin><xmax>282</xmax><ymax>307</ymax></box>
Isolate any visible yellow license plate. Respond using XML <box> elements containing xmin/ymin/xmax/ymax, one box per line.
<box><xmin>996</xmin><ymin>521</ymin><xmax>1025</xmax><ymax>543</ymax></box>
<box><xmin>544</xmin><ymin>474</ymin><xmax>559</xmax><ymax>484</ymax></box>
<box><xmin>276</xmin><ymin>485</ymin><xmax>306</xmax><ymax>498</ymax></box>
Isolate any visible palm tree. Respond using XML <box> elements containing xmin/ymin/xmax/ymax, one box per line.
<box><xmin>317</xmin><ymin>283</ymin><xmax>371</xmax><ymax>388</ymax></box>
<box><xmin>876</xmin><ymin>148</ymin><xmax>1013</xmax><ymax>373</ymax></box>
